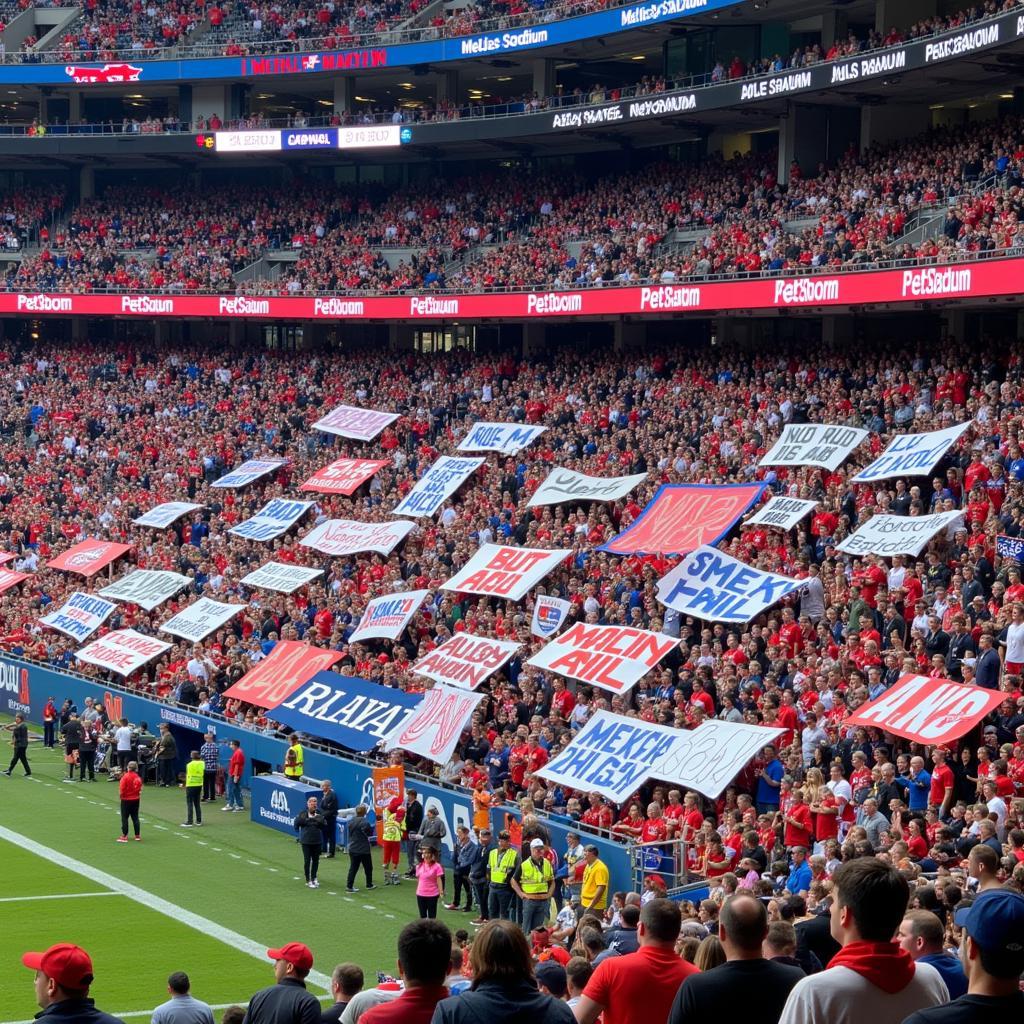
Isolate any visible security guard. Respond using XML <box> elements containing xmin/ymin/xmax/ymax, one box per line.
<box><xmin>284</xmin><ymin>736</ymin><xmax>304</xmax><ymax>780</ymax></box>
<box><xmin>486</xmin><ymin>830</ymin><xmax>520</xmax><ymax>920</ymax></box>
<box><xmin>183</xmin><ymin>751</ymin><xmax>205</xmax><ymax>827</ymax></box>
<box><xmin>512</xmin><ymin>837</ymin><xmax>555</xmax><ymax>934</ymax></box>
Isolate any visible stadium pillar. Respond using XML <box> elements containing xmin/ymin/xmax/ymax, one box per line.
<box><xmin>860</xmin><ymin>103</ymin><xmax>931</xmax><ymax>152</ymax></box>
<box><xmin>941</xmin><ymin>309</ymin><xmax>967</xmax><ymax>341</ymax></box>
<box><xmin>821</xmin><ymin>316</ymin><xmax>854</xmax><ymax>348</ymax></box>
<box><xmin>334</xmin><ymin>77</ymin><xmax>354</xmax><ymax>117</ymax></box>
<box><xmin>67</xmin><ymin>92</ymin><xmax>81</xmax><ymax>124</ymax></box>
<box><xmin>777</xmin><ymin>106</ymin><xmax>796</xmax><ymax>186</ymax></box>
<box><xmin>191</xmin><ymin>84</ymin><xmax>230</xmax><ymax>123</ymax></box>
<box><xmin>388</xmin><ymin>324</ymin><xmax>415</xmax><ymax>350</ymax></box>
<box><xmin>79</xmin><ymin>166</ymin><xmax>94</xmax><ymax>200</ymax></box>
<box><xmin>820</xmin><ymin>10</ymin><xmax>847</xmax><ymax>49</ymax></box>
<box><xmin>70</xmin><ymin>318</ymin><xmax>86</xmax><ymax>344</ymax></box>
<box><xmin>532</xmin><ymin>60</ymin><xmax>554</xmax><ymax>100</ymax></box>
<box><xmin>874</xmin><ymin>0</ymin><xmax>936</xmax><ymax>33</ymax></box>
<box><xmin>522</xmin><ymin>322</ymin><xmax>546</xmax><ymax>356</ymax></box>
<box><xmin>437</xmin><ymin>70</ymin><xmax>459</xmax><ymax>103</ymax></box>
<box><xmin>613</xmin><ymin>322</ymin><xmax>644</xmax><ymax>351</ymax></box>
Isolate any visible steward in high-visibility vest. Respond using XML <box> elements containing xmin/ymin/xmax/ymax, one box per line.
<box><xmin>488</xmin><ymin>842</ymin><xmax>520</xmax><ymax>887</ymax></box>
<box><xmin>383</xmin><ymin>806</ymin><xmax>404</xmax><ymax>842</ymax></box>
<box><xmin>517</xmin><ymin>853</ymin><xmax>554</xmax><ymax>894</ymax></box>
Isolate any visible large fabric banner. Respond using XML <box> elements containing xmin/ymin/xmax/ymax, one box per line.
<box><xmin>133</xmin><ymin>502</ymin><xmax>205</xmax><ymax>529</ymax></box>
<box><xmin>40</xmin><ymin>592</ymin><xmax>117</xmax><ymax>642</ymax></box>
<box><xmin>996</xmin><ymin>535</ymin><xmax>1024</xmax><ymax>561</ymax></box>
<box><xmin>392</xmin><ymin>456</ymin><xmax>484</xmax><ymax>519</ymax></box>
<box><xmin>842</xmin><ymin>674</ymin><xmax>1005</xmax><ymax>744</ymax></box>
<box><xmin>313</xmin><ymin>404</ymin><xmax>398</xmax><ymax>441</ymax></box>
<box><xmin>456</xmin><ymin>422</ymin><xmax>547</xmax><ymax>455</ymax></box>
<box><xmin>745</xmin><ymin>497</ymin><xmax>818</xmax><ymax>531</ymax></box>
<box><xmin>656</xmin><ymin>545</ymin><xmax>803</xmax><ymax>624</ymax></box>
<box><xmin>759</xmin><ymin>424</ymin><xmax>868</xmax><ymax>472</ymax></box>
<box><xmin>599</xmin><ymin>483</ymin><xmax>764</xmax><ymax>556</ymax></box>
<box><xmin>527</xmin><ymin>623</ymin><xmax>676</xmax><ymax>694</ymax></box>
<box><xmin>836</xmin><ymin>510</ymin><xmax>964</xmax><ymax>557</ymax></box>
<box><xmin>75</xmin><ymin>629</ymin><xmax>171</xmax><ymax>677</ymax></box>
<box><xmin>48</xmin><ymin>539</ymin><xmax>132</xmax><ymax>578</ymax></box>
<box><xmin>527</xmin><ymin>469</ymin><xmax>647</xmax><ymax>508</ymax></box>
<box><xmin>220</xmin><ymin>640</ymin><xmax>344</xmax><ymax>708</ymax></box>
<box><xmin>300</xmin><ymin>519</ymin><xmax>415</xmax><ymax>557</ymax></box>
<box><xmin>384</xmin><ymin>682</ymin><xmax>484</xmax><ymax>764</ymax></box>
<box><xmin>299</xmin><ymin>458</ymin><xmax>389</xmax><ymax>495</ymax></box>
<box><xmin>440</xmin><ymin>544</ymin><xmax>571</xmax><ymax>601</ymax></box>
<box><xmin>531</xmin><ymin>594</ymin><xmax>572</xmax><ymax>638</ymax></box>
<box><xmin>348</xmin><ymin>589</ymin><xmax>431</xmax><ymax>643</ymax></box>
<box><xmin>240</xmin><ymin>561</ymin><xmax>324</xmax><ymax>593</ymax></box>
<box><xmin>410</xmin><ymin>635</ymin><xmax>521</xmax><ymax>690</ymax></box>
<box><xmin>270</xmin><ymin>671</ymin><xmax>421</xmax><ymax>751</ymax></box>
<box><xmin>159</xmin><ymin>597</ymin><xmax>244</xmax><ymax>642</ymax></box>
<box><xmin>0</xmin><ymin>569</ymin><xmax>30</xmax><ymax>594</ymax></box>
<box><xmin>852</xmin><ymin>422</ymin><xmax>971</xmax><ymax>482</ymax></box>
<box><xmin>99</xmin><ymin>570</ymin><xmax>191</xmax><ymax>611</ymax></box>
<box><xmin>211</xmin><ymin>458</ymin><xmax>287</xmax><ymax>489</ymax></box>
<box><xmin>229</xmin><ymin>499</ymin><xmax>314</xmax><ymax>541</ymax></box>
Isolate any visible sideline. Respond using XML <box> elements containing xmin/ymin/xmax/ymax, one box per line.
<box><xmin>0</xmin><ymin>891</ymin><xmax>121</xmax><ymax>903</ymax></box>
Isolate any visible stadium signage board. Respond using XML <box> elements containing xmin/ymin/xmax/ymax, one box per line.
<box><xmin>348</xmin><ymin>590</ymin><xmax>431</xmax><ymax>643</ymax></box>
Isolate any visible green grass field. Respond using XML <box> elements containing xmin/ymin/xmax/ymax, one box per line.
<box><xmin>0</xmin><ymin>717</ymin><xmax>471</xmax><ymax>1023</ymax></box>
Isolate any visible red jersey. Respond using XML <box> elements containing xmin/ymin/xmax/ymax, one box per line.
<box><xmin>119</xmin><ymin>771</ymin><xmax>143</xmax><ymax>801</ymax></box>
<box><xmin>929</xmin><ymin>763</ymin><xmax>954</xmax><ymax>805</ymax></box>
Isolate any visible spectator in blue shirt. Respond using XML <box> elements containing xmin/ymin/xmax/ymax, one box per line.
<box><xmin>897</xmin><ymin>910</ymin><xmax>968</xmax><ymax>998</ymax></box>
<box><xmin>895</xmin><ymin>756</ymin><xmax>932</xmax><ymax>812</ymax></box>
<box><xmin>756</xmin><ymin>744</ymin><xmax>784</xmax><ymax>814</ymax></box>
<box><xmin>785</xmin><ymin>847</ymin><xmax>812</xmax><ymax>894</ymax></box>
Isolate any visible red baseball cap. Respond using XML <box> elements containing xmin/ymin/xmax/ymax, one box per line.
<box><xmin>22</xmin><ymin>944</ymin><xmax>94</xmax><ymax>989</ymax></box>
<box><xmin>267</xmin><ymin>943</ymin><xmax>313</xmax><ymax>972</ymax></box>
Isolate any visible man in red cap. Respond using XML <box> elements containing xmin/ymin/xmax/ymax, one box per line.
<box><xmin>22</xmin><ymin>942</ymin><xmax>124</xmax><ymax>1024</ymax></box>
<box><xmin>242</xmin><ymin>944</ymin><xmax>321</xmax><ymax>1024</ymax></box>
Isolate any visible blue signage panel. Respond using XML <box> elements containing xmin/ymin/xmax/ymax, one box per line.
<box><xmin>250</xmin><ymin>774</ymin><xmax>322</xmax><ymax>835</ymax></box>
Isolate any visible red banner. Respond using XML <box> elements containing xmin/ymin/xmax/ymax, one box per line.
<box><xmin>601</xmin><ymin>483</ymin><xmax>764</xmax><ymax>556</ymax></box>
<box><xmin>47</xmin><ymin>539</ymin><xmax>133</xmax><ymax>577</ymax></box>
<box><xmin>1</xmin><ymin>257</ymin><xmax>1022</xmax><ymax>323</ymax></box>
<box><xmin>843</xmin><ymin>674</ymin><xmax>1004</xmax><ymax>745</ymax></box>
<box><xmin>0</xmin><ymin>568</ymin><xmax>30</xmax><ymax>594</ymax></box>
<box><xmin>221</xmin><ymin>640</ymin><xmax>343</xmax><ymax>708</ymax></box>
<box><xmin>299</xmin><ymin>457</ymin><xmax>390</xmax><ymax>495</ymax></box>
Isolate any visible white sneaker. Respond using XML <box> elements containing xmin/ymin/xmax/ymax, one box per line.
<box><xmin>312</xmin><ymin>880</ymin><xmax>320</xmax><ymax>888</ymax></box>
<box><xmin>307</xmin><ymin>881</ymin><xmax>315</xmax><ymax>888</ymax></box>
<box><xmin>221</xmin><ymin>805</ymin><xmax>233</xmax><ymax>811</ymax></box>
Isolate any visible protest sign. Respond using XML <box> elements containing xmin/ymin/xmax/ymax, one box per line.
<box><xmin>133</xmin><ymin>502</ymin><xmax>204</xmax><ymax>529</ymax></box>
<box><xmin>746</xmin><ymin>497</ymin><xmax>818</xmax><ymax>531</ymax></box>
<box><xmin>384</xmin><ymin>682</ymin><xmax>484</xmax><ymax>764</ymax></box>
<box><xmin>852</xmin><ymin>422</ymin><xmax>971</xmax><ymax>482</ymax></box>
<box><xmin>40</xmin><ymin>592</ymin><xmax>117</xmax><ymax>642</ymax></box>
<box><xmin>348</xmin><ymin>589</ymin><xmax>431</xmax><ymax>643</ymax></box>
<box><xmin>159</xmin><ymin>597</ymin><xmax>244</xmax><ymax>642</ymax></box>
<box><xmin>229</xmin><ymin>499</ymin><xmax>314</xmax><ymax>541</ymax></box>
<box><xmin>75</xmin><ymin>629</ymin><xmax>171</xmax><ymax>677</ymax></box>
<box><xmin>392</xmin><ymin>456</ymin><xmax>484</xmax><ymax>519</ymax></box>
<box><xmin>313</xmin><ymin>404</ymin><xmax>398</xmax><ymax>441</ymax></box>
<box><xmin>527</xmin><ymin>622</ymin><xmax>676</xmax><ymax>694</ymax></box>
<box><xmin>99</xmin><ymin>570</ymin><xmax>192</xmax><ymax>612</ymax></box>
<box><xmin>656</xmin><ymin>545</ymin><xmax>803</xmax><ymax>624</ymax></box>
<box><xmin>299</xmin><ymin>458</ymin><xmax>389</xmax><ymax>495</ymax></box>
<box><xmin>221</xmin><ymin>640</ymin><xmax>344</xmax><ymax>708</ymax></box>
<box><xmin>759</xmin><ymin>424</ymin><xmax>868</xmax><ymax>472</ymax></box>
<box><xmin>440</xmin><ymin>544</ymin><xmax>571</xmax><ymax>602</ymax></box>
<box><xmin>300</xmin><ymin>519</ymin><xmax>415</xmax><ymax>557</ymax></box>
<box><xmin>240</xmin><ymin>561</ymin><xmax>324</xmax><ymax>594</ymax></box>
<box><xmin>997</xmin><ymin>535</ymin><xmax>1024</xmax><ymax>561</ymax></box>
<box><xmin>211</xmin><ymin>458</ymin><xmax>287</xmax><ymax>489</ymax></box>
<box><xmin>531</xmin><ymin>594</ymin><xmax>572</xmax><ymax>638</ymax></box>
<box><xmin>0</xmin><ymin>569</ymin><xmax>29</xmax><ymax>594</ymax></box>
<box><xmin>600</xmin><ymin>483</ymin><xmax>764</xmax><ymax>556</ymax></box>
<box><xmin>842</xmin><ymin>674</ymin><xmax>1005</xmax><ymax>744</ymax></box>
<box><xmin>48</xmin><ymin>539</ymin><xmax>132</xmax><ymax>578</ymax></box>
<box><xmin>410</xmin><ymin>635</ymin><xmax>521</xmax><ymax>690</ymax></box>
<box><xmin>456</xmin><ymin>422</ymin><xmax>547</xmax><ymax>455</ymax></box>
<box><xmin>836</xmin><ymin>510</ymin><xmax>964</xmax><ymax>557</ymax></box>
<box><xmin>527</xmin><ymin>469</ymin><xmax>647</xmax><ymax>508</ymax></box>
<box><xmin>271</xmin><ymin>672</ymin><xmax>421</xmax><ymax>751</ymax></box>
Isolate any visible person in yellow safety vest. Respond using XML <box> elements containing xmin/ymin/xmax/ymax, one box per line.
<box><xmin>512</xmin><ymin>837</ymin><xmax>555</xmax><ymax>934</ymax></box>
<box><xmin>183</xmin><ymin>751</ymin><xmax>205</xmax><ymax>827</ymax></box>
<box><xmin>487</xmin><ymin>830</ymin><xmax>521</xmax><ymax>921</ymax></box>
<box><xmin>382</xmin><ymin>796</ymin><xmax>406</xmax><ymax>886</ymax></box>
<box><xmin>284</xmin><ymin>738</ymin><xmax>303</xmax><ymax>779</ymax></box>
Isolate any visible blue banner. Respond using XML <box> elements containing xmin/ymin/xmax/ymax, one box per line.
<box><xmin>997</xmin><ymin>535</ymin><xmax>1024</xmax><ymax>561</ymax></box>
<box><xmin>250</xmin><ymin>774</ymin><xmax>322</xmax><ymax>835</ymax></box>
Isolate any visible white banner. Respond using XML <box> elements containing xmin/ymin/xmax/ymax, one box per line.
<box><xmin>410</xmin><ymin>634</ymin><xmax>521</xmax><ymax>690</ymax></box>
<box><xmin>392</xmin><ymin>456</ymin><xmax>484</xmax><ymax>519</ymax></box>
<box><xmin>656</xmin><ymin>545</ymin><xmax>802</xmax><ymax>624</ymax></box>
<box><xmin>760</xmin><ymin>423</ymin><xmax>869</xmax><ymax>471</ymax></box>
<box><xmin>348</xmin><ymin>589</ymin><xmax>431</xmax><ymax>644</ymax></box>
<box><xmin>527</xmin><ymin>622</ymin><xmax>676</xmax><ymax>694</ymax></box>
<box><xmin>133</xmin><ymin>502</ymin><xmax>205</xmax><ymax>529</ymax></box>
<box><xmin>159</xmin><ymin>597</ymin><xmax>244</xmax><ymax>642</ymax></box>
<box><xmin>40</xmin><ymin>592</ymin><xmax>117</xmax><ymax>643</ymax></box>
<box><xmin>746</xmin><ymin>497</ymin><xmax>818</xmax><ymax>531</ymax></box>
<box><xmin>313</xmin><ymin>404</ymin><xmax>398</xmax><ymax>441</ymax></box>
<box><xmin>441</xmin><ymin>543</ymin><xmax>570</xmax><ymax>602</ymax></box>
<box><xmin>75</xmin><ymin>628</ymin><xmax>171</xmax><ymax>676</ymax></box>
<box><xmin>531</xmin><ymin>594</ymin><xmax>572</xmax><ymax>638</ymax></box>
<box><xmin>384</xmin><ymin>682</ymin><xmax>484</xmax><ymax>764</ymax></box>
<box><xmin>836</xmin><ymin>510</ymin><xmax>965</xmax><ymax>557</ymax></box>
<box><xmin>300</xmin><ymin>519</ymin><xmax>415</xmax><ymax>557</ymax></box>
<box><xmin>852</xmin><ymin>421</ymin><xmax>971</xmax><ymax>482</ymax></box>
<box><xmin>99</xmin><ymin>570</ymin><xmax>192</xmax><ymax>612</ymax></box>
<box><xmin>456</xmin><ymin>422</ymin><xmax>547</xmax><ymax>455</ymax></box>
<box><xmin>211</xmin><ymin>458</ymin><xmax>287</xmax><ymax>489</ymax></box>
<box><xmin>240</xmin><ymin>561</ymin><xmax>324</xmax><ymax>594</ymax></box>
<box><xmin>527</xmin><ymin>469</ymin><xmax>647</xmax><ymax>508</ymax></box>
<box><xmin>229</xmin><ymin>499</ymin><xmax>314</xmax><ymax>542</ymax></box>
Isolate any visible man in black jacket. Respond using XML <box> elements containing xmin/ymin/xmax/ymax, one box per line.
<box><xmin>344</xmin><ymin>804</ymin><xmax>376</xmax><ymax>893</ymax></box>
<box><xmin>62</xmin><ymin>713</ymin><xmax>83</xmax><ymax>782</ymax></box>
<box><xmin>470</xmin><ymin>828</ymin><xmax>492</xmax><ymax>923</ymax></box>
<box><xmin>22</xmin><ymin>943</ymin><xmax>124</xmax><ymax>1024</ymax></box>
<box><xmin>4</xmin><ymin>712</ymin><xmax>31</xmax><ymax>776</ymax></box>
<box><xmin>243</xmin><ymin>944</ymin><xmax>321</xmax><ymax>1024</ymax></box>
<box><xmin>320</xmin><ymin>779</ymin><xmax>339</xmax><ymax>858</ymax></box>
<box><xmin>294</xmin><ymin>797</ymin><xmax>325</xmax><ymax>889</ymax></box>
<box><xmin>404</xmin><ymin>789</ymin><xmax>424</xmax><ymax>878</ymax></box>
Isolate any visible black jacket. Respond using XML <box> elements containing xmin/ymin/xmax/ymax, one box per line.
<box><xmin>294</xmin><ymin>810</ymin><xmax>325</xmax><ymax>845</ymax></box>
<box><xmin>243</xmin><ymin>977</ymin><xmax>321</xmax><ymax>1024</ymax></box>
<box><xmin>320</xmin><ymin>790</ymin><xmax>339</xmax><ymax>818</ymax></box>
<box><xmin>431</xmin><ymin>981</ymin><xmax>575</xmax><ymax>1024</ymax></box>
<box><xmin>346</xmin><ymin>814</ymin><xmax>374</xmax><ymax>855</ymax></box>
<box><xmin>406</xmin><ymin>798</ymin><xmax>424</xmax><ymax>834</ymax></box>
<box><xmin>35</xmin><ymin>999</ymin><xmax>125</xmax><ymax>1024</ymax></box>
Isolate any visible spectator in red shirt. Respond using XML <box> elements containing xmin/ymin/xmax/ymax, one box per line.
<box><xmin>782</xmin><ymin>789</ymin><xmax>814</xmax><ymax>850</ymax></box>
<box><xmin>361</xmin><ymin>920</ymin><xmax>452</xmax><ymax>1024</ymax></box>
<box><xmin>118</xmin><ymin>760</ymin><xmax>143</xmax><ymax>841</ymax></box>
